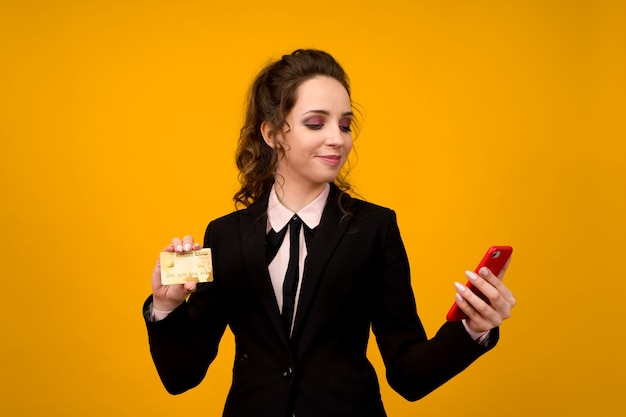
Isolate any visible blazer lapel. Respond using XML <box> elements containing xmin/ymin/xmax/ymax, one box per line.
<box><xmin>238</xmin><ymin>195</ymin><xmax>292</xmax><ymax>347</ymax></box>
<box><xmin>291</xmin><ymin>185</ymin><xmax>354</xmax><ymax>342</ymax></box>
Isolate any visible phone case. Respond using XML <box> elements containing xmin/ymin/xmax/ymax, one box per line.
<box><xmin>446</xmin><ymin>246</ymin><xmax>513</xmax><ymax>322</ymax></box>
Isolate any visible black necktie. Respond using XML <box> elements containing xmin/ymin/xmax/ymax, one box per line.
<box><xmin>266</xmin><ymin>223</ymin><xmax>289</xmax><ymax>264</ymax></box>
<box><xmin>265</xmin><ymin>215</ymin><xmax>316</xmax><ymax>335</ymax></box>
<box><xmin>282</xmin><ymin>215</ymin><xmax>302</xmax><ymax>334</ymax></box>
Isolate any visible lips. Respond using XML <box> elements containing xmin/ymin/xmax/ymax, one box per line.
<box><xmin>317</xmin><ymin>155</ymin><xmax>342</xmax><ymax>166</ymax></box>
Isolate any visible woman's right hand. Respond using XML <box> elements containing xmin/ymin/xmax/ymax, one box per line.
<box><xmin>151</xmin><ymin>235</ymin><xmax>203</xmax><ymax>312</ymax></box>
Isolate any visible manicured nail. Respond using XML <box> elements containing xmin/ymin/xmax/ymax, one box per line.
<box><xmin>465</xmin><ymin>270</ymin><xmax>479</xmax><ymax>281</ymax></box>
<box><xmin>479</xmin><ymin>267</ymin><xmax>489</xmax><ymax>277</ymax></box>
<box><xmin>454</xmin><ymin>282</ymin><xmax>467</xmax><ymax>292</ymax></box>
<box><xmin>176</xmin><ymin>244</ymin><xmax>183</xmax><ymax>252</ymax></box>
<box><xmin>184</xmin><ymin>243</ymin><xmax>191</xmax><ymax>251</ymax></box>
<box><xmin>455</xmin><ymin>293</ymin><xmax>464</xmax><ymax>303</ymax></box>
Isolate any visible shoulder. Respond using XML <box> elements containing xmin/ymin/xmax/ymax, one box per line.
<box><xmin>205</xmin><ymin>205</ymin><xmax>263</xmax><ymax>230</ymax></box>
<box><xmin>209</xmin><ymin>209</ymin><xmax>246</xmax><ymax>225</ymax></box>
<box><xmin>204</xmin><ymin>197</ymin><xmax>268</xmax><ymax>238</ymax></box>
<box><xmin>349</xmin><ymin>195</ymin><xmax>393</xmax><ymax>214</ymax></box>
<box><xmin>338</xmin><ymin>190</ymin><xmax>397</xmax><ymax>222</ymax></box>
<box><xmin>327</xmin><ymin>191</ymin><xmax>401</xmax><ymax>243</ymax></box>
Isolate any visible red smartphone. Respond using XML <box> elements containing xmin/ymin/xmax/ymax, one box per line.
<box><xmin>446</xmin><ymin>246</ymin><xmax>513</xmax><ymax>322</ymax></box>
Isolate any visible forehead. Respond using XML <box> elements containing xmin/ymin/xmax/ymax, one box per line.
<box><xmin>292</xmin><ymin>76</ymin><xmax>351</xmax><ymax>113</ymax></box>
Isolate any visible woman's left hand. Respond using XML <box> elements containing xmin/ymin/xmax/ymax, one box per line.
<box><xmin>454</xmin><ymin>266</ymin><xmax>516</xmax><ymax>333</ymax></box>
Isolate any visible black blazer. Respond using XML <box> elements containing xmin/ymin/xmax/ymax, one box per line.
<box><xmin>144</xmin><ymin>184</ymin><xmax>497</xmax><ymax>417</ymax></box>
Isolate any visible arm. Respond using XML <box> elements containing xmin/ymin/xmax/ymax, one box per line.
<box><xmin>143</xmin><ymin>235</ymin><xmax>227</xmax><ymax>394</ymax></box>
<box><xmin>372</xmin><ymin>212</ymin><xmax>505</xmax><ymax>401</ymax></box>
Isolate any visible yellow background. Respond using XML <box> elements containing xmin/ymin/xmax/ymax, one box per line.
<box><xmin>1</xmin><ymin>0</ymin><xmax>624</xmax><ymax>416</ymax></box>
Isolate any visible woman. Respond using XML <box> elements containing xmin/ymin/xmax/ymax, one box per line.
<box><xmin>143</xmin><ymin>49</ymin><xmax>515</xmax><ymax>417</ymax></box>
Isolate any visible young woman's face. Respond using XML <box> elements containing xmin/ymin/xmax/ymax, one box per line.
<box><xmin>274</xmin><ymin>76</ymin><xmax>353</xmax><ymax>190</ymax></box>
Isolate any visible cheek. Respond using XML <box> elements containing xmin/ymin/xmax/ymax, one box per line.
<box><xmin>345</xmin><ymin>136</ymin><xmax>354</xmax><ymax>153</ymax></box>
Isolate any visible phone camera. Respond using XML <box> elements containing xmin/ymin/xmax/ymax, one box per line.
<box><xmin>492</xmin><ymin>250</ymin><xmax>501</xmax><ymax>258</ymax></box>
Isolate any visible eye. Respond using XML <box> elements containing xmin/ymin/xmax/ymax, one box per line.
<box><xmin>339</xmin><ymin>119</ymin><xmax>352</xmax><ymax>132</ymax></box>
<box><xmin>304</xmin><ymin>117</ymin><xmax>324</xmax><ymax>130</ymax></box>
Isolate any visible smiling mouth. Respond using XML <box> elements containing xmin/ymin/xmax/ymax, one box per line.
<box><xmin>318</xmin><ymin>155</ymin><xmax>342</xmax><ymax>165</ymax></box>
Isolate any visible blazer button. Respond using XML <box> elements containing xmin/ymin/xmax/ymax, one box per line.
<box><xmin>282</xmin><ymin>367</ymin><xmax>293</xmax><ymax>378</ymax></box>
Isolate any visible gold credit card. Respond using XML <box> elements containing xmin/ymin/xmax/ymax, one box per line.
<box><xmin>160</xmin><ymin>248</ymin><xmax>213</xmax><ymax>285</ymax></box>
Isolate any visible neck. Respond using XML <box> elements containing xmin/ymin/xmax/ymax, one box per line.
<box><xmin>273</xmin><ymin>180</ymin><xmax>328</xmax><ymax>213</ymax></box>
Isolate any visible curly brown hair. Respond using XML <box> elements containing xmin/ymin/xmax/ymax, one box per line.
<box><xmin>234</xmin><ymin>49</ymin><xmax>358</xmax><ymax>208</ymax></box>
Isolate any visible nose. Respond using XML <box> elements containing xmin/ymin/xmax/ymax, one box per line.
<box><xmin>326</xmin><ymin>125</ymin><xmax>346</xmax><ymax>147</ymax></box>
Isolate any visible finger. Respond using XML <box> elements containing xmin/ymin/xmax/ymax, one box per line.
<box><xmin>182</xmin><ymin>235</ymin><xmax>195</xmax><ymax>252</ymax></box>
<box><xmin>457</xmin><ymin>271</ymin><xmax>515</xmax><ymax>327</ymax></box>
<box><xmin>171</xmin><ymin>237</ymin><xmax>184</xmax><ymax>252</ymax></box>
<box><xmin>454</xmin><ymin>280</ymin><xmax>491</xmax><ymax>315</ymax></box>
<box><xmin>455</xmin><ymin>274</ymin><xmax>503</xmax><ymax>320</ymax></box>
<box><xmin>452</xmin><ymin>288</ymin><xmax>493</xmax><ymax>331</ymax></box>
<box><xmin>162</xmin><ymin>244</ymin><xmax>176</xmax><ymax>253</ymax></box>
<box><xmin>152</xmin><ymin>258</ymin><xmax>163</xmax><ymax>287</ymax></box>
<box><xmin>487</xmin><ymin>281</ymin><xmax>516</xmax><ymax>319</ymax></box>
<box><xmin>477</xmin><ymin>267</ymin><xmax>516</xmax><ymax>305</ymax></box>
<box><xmin>183</xmin><ymin>281</ymin><xmax>197</xmax><ymax>294</ymax></box>
<box><xmin>464</xmin><ymin>270</ymin><xmax>500</xmax><ymax>302</ymax></box>
<box><xmin>477</xmin><ymin>267</ymin><xmax>501</xmax><ymax>286</ymax></box>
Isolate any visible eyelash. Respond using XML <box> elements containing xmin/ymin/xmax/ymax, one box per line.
<box><xmin>304</xmin><ymin>123</ymin><xmax>352</xmax><ymax>132</ymax></box>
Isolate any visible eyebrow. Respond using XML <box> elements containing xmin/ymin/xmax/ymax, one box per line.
<box><xmin>302</xmin><ymin>109</ymin><xmax>354</xmax><ymax>117</ymax></box>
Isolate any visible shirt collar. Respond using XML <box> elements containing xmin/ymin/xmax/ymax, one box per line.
<box><xmin>267</xmin><ymin>183</ymin><xmax>330</xmax><ymax>232</ymax></box>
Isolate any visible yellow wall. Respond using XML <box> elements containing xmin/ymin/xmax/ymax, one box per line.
<box><xmin>1</xmin><ymin>1</ymin><xmax>624</xmax><ymax>415</ymax></box>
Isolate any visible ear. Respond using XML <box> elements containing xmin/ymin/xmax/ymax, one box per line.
<box><xmin>260</xmin><ymin>121</ymin><xmax>275</xmax><ymax>148</ymax></box>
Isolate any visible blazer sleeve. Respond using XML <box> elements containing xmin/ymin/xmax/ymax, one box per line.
<box><xmin>143</xmin><ymin>221</ymin><xmax>228</xmax><ymax>395</ymax></box>
<box><xmin>371</xmin><ymin>210</ymin><xmax>498</xmax><ymax>401</ymax></box>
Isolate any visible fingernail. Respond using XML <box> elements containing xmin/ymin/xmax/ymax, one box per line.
<box><xmin>455</xmin><ymin>293</ymin><xmax>464</xmax><ymax>303</ymax></box>
<box><xmin>479</xmin><ymin>267</ymin><xmax>489</xmax><ymax>277</ymax></box>
<box><xmin>184</xmin><ymin>243</ymin><xmax>191</xmax><ymax>251</ymax></box>
<box><xmin>454</xmin><ymin>282</ymin><xmax>467</xmax><ymax>292</ymax></box>
<box><xmin>176</xmin><ymin>244</ymin><xmax>183</xmax><ymax>252</ymax></box>
<box><xmin>465</xmin><ymin>270</ymin><xmax>479</xmax><ymax>281</ymax></box>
